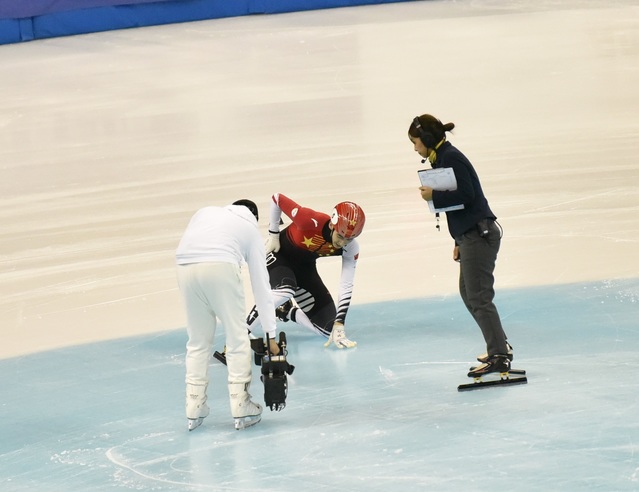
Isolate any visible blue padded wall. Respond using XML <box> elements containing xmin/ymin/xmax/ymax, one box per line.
<box><xmin>0</xmin><ymin>0</ymin><xmax>413</xmax><ymax>44</ymax></box>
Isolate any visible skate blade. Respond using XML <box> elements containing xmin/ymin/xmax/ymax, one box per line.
<box><xmin>188</xmin><ymin>417</ymin><xmax>204</xmax><ymax>431</ymax></box>
<box><xmin>458</xmin><ymin>375</ymin><xmax>528</xmax><ymax>392</ymax></box>
<box><xmin>234</xmin><ymin>414</ymin><xmax>262</xmax><ymax>430</ymax></box>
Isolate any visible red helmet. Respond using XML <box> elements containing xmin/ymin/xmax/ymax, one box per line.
<box><xmin>330</xmin><ymin>201</ymin><xmax>366</xmax><ymax>239</ymax></box>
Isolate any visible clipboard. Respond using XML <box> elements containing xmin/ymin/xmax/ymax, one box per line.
<box><xmin>418</xmin><ymin>168</ymin><xmax>465</xmax><ymax>213</ymax></box>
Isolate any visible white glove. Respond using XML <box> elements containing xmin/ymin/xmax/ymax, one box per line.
<box><xmin>324</xmin><ymin>322</ymin><xmax>357</xmax><ymax>349</ymax></box>
<box><xmin>265</xmin><ymin>230</ymin><xmax>280</xmax><ymax>253</ymax></box>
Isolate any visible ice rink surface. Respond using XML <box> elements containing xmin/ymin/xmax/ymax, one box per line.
<box><xmin>1</xmin><ymin>0</ymin><xmax>639</xmax><ymax>490</ymax></box>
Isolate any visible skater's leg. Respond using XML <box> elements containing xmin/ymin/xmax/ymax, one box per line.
<box><xmin>178</xmin><ymin>264</ymin><xmax>217</xmax><ymax>387</ymax></box>
<box><xmin>247</xmin><ymin>260</ymin><xmax>296</xmax><ymax>332</ymax></box>
<box><xmin>289</xmin><ymin>301</ymin><xmax>334</xmax><ymax>337</ymax></box>
<box><xmin>177</xmin><ymin>264</ymin><xmax>217</xmax><ymax>428</ymax></box>
<box><xmin>209</xmin><ymin>262</ymin><xmax>263</xmax><ymax>429</ymax></box>
<box><xmin>457</xmin><ymin>226</ymin><xmax>508</xmax><ymax>357</ymax></box>
<box><xmin>247</xmin><ymin>287</ymin><xmax>295</xmax><ymax>332</ymax></box>
<box><xmin>281</xmin><ymin>261</ymin><xmax>336</xmax><ymax>337</ymax></box>
<box><xmin>207</xmin><ymin>263</ymin><xmax>252</xmax><ymax>384</ymax></box>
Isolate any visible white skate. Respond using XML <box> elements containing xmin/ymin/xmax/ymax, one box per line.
<box><xmin>229</xmin><ymin>382</ymin><xmax>262</xmax><ymax>430</ymax></box>
<box><xmin>186</xmin><ymin>383</ymin><xmax>209</xmax><ymax>432</ymax></box>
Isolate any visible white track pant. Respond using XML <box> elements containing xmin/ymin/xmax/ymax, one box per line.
<box><xmin>177</xmin><ymin>262</ymin><xmax>252</xmax><ymax>388</ymax></box>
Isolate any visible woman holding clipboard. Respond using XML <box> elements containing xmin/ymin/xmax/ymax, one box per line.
<box><xmin>408</xmin><ymin>114</ymin><xmax>514</xmax><ymax>378</ymax></box>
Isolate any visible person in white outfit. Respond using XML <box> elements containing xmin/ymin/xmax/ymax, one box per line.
<box><xmin>176</xmin><ymin>199</ymin><xmax>280</xmax><ymax>431</ymax></box>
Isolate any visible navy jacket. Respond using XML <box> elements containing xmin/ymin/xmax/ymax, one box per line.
<box><xmin>430</xmin><ymin>141</ymin><xmax>496</xmax><ymax>240</ymax></box>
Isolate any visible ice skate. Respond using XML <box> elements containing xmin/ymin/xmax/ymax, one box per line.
<box><xmin>229</xmin><ymin>382</ymin><xmax>262</xmax><ymax>430</ymax></box>
<box><xmin>476</xmin><ymin>342</ymin><xmax>513</xmax><ymax>364</ymax></box>
<box><xmin>234</xmin><ymin>412</ymin><xmax>262</xmax><ymax>430</ymax></box>
<box><xmin>186</xmin><ymin>383</ymin><xmax>209</xmax><ymax>431</ymax></box>
<box><xmin>275</xmin><ymin>299</ymin><xmax>293</xmax><ymax>322</ymax></box>
<box><xmin>188</xmin><ymin>415</ymin><xmax>207</xmax><ymax>431</ymax></box>
<box><xmin>459</xmin><ymin>355</ymin><xmax>527</xmax><ymax>392</ymax></box>
<box><xmin>467</xmin><ymin>354</ymin><xmax>511</xmax><ymax>378</ymax></box>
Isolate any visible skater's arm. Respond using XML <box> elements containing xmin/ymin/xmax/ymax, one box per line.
<box><xmin>246</xmin><ymin>228</ymin><xmax>278</xmax><ymax>340</ymax></box>
<box><xmin>324</xmin><ymin>241</ymin><xmax>359</xmax><ymax>349</ymax></box>
<box><xmin>268</xmin><ymin>195</ymin><xmax>283</xmax><ymax>233</ymax></box>
<box><xmin>335</xmin><ymin>240</ymin><xmax>359</xmax><ymax>325</ymax></box>
<box><xmin>272</xmin><ymin>193</ymin><xmax>323</xmax><ymax>230</ymax></box>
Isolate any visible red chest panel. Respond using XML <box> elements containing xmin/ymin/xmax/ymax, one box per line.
<box><xmin>287</xmin><ymin>227</ymin><xmax>338</xmax><ymax>257</ymax></box>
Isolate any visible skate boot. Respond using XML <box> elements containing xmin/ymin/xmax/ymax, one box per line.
<box><xmin>467</xmin><ymin>354</ymin><xmax>511</xmax><ymax>378</ymax></box>
<box><xmin>477</xmin><ymin>342</ymin><xmax>513</xmax><ymax>364</ymax></box>
<box><xmin>229</xmin><ymin>382</ymin><xmax>262</xmax><ymax>430</ymax></box>
<box><xmin>186</xmin><ymin>383</ymin><xmax>210</xmax><ymax>431</ymax></box>
<box><xmin>275</xmin><ymin>299</ymin><xmax>293</xmax><ymax>322</ymax></box>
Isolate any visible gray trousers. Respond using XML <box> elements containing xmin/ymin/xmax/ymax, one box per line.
<box><xmin>456</xmin><ymin>221</ymin><xmax>509</xmax><ymax>357</ymax></box>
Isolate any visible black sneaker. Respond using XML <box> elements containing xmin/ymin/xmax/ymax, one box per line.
<box><xmin>468</xmin><ymin>355</ymin><xmax>511</xmax><ymax>378</ymax></box>
<box><xmin>275</xmin><ymin>300</ymin><xmax>293</xmax><ymax>322</ymax></box>
<box><xmin>477</xmin><ymin>342</ymin><xmax>513</xmax><ymax>364</ymax></box>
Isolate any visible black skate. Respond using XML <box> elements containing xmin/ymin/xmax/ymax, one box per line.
<box><xmin>275</xmin><ymin>299</ymin><xmax>293</xmax><ymax>322</ymax></box>
<box><xmin>477</xmin><ymin>342</ymin><xmax>513</xmax><ymax>363</ymax></box>
<box><xmin>468</xmin><ymin>354</ymin><xmax>511</xmax><ymax>377</ymax></box>
<box><xmin>458</xmin><ymin>355</ymin><xmax>527</xmax><ymax>392</ymax></box>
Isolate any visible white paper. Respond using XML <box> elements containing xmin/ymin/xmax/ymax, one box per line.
<box><xmin>417</xmin><ymin>168</ymin><xmax>465</xmax><ymax>213</ymax></box>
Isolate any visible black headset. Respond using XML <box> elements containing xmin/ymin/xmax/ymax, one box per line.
<box><xmin>413</xmin><ymin>116</ymin><xmax>437</xmax><ymax>148</ymax></box>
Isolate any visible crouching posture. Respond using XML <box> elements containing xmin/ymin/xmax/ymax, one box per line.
<box><xmin>247</xmin><ymin>193</ymin><xmax>365</xmax><ymax>349</ymax></box>
<box><xmin>176</xmin><ymin>199</ymin><xmax>281</xmax><ymax>431</ymax></box>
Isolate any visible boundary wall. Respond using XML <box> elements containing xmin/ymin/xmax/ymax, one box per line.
<box><xmin>0</xmin><ymin>0</ymin><xmax>413</xmax><ymax>45</ymax></box>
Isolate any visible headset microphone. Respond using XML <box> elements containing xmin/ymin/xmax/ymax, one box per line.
<box><xmin>414</xmin><ymin>116</ymin><xmax>440</xmax><ymax>165</ymax></box>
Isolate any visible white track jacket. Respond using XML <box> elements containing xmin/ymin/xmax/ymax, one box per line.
<box><xmin>176</xmin><ymin>205</ymin><xmax>276</xmax><ymax>338</ymax></box>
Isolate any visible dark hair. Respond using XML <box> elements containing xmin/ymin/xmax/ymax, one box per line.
<box><xmin>408</xmin><ymin>114</ymin><xmax>455</xmax><ymax>147</ymax></box>
<box><xmin>232</xmin><ymin>199</ymin><xmax>259</xmax><ymax>220</ymax></box>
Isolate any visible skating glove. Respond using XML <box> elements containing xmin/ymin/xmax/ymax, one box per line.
<box><xmin>265</xmin><ymin>230</ymin><xmax>280</xmax><ymax>254</ymax></box>
<box><xmin>324</xmin><ymin>322</ymin><xmax>357</xmax><ymax>349</ymax></box>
